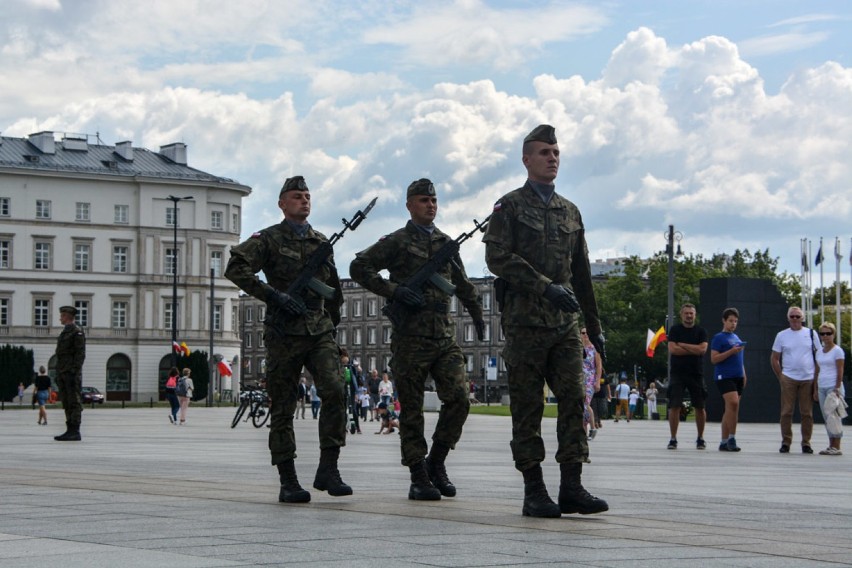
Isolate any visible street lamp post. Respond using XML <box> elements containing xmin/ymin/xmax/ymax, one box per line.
<box><xmin>665</xmin><ymin>224</ymin><xmax>683</xmax><ymax>384</ymax></box>
<box><xmin>168</xmin><ymin>195</ymin><xmax>193</xmax><ymax>368</ymax></box>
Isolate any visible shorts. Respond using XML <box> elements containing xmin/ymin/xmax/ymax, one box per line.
<box><xmin>36</xmin><ymin>390</ymin><xmax>49</xmax><ymax>406</ymax></box>
<box><xmin>667</xmin><ymin>374</ymin><xmax>707</xmax><ymax>409</ymax></box>
<box><xmin>716</xmin><ymin>377</ymin><xmax>744</xmax><ymax>396</ymax></box>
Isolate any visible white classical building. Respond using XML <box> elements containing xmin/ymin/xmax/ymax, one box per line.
<box><xmin>0</xmin><ymin>131</ymin><xmax>250</xmax><ymax>401</ymax></box>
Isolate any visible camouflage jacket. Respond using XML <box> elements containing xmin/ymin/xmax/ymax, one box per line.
<box><xmin>56</xmin><ymin>323</ymin><xmax>86</xmax><ymax>377</ymax></box>
<box><xmin>350</xmin><ymin>221</ymin><xmax>483</xmax><ymax>338</ymax></box>
<box><xmin>482</xmin><ymin>182</ymin><xmax>601</xmax><ymax>336</ymax></box>
<box><xmin>225</xmin><ymin>221</ymin><xmax>343</xmax><ymax>336</ymax></box>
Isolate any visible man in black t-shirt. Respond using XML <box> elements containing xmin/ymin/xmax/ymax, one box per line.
<box><xmin>666</xmin><ymin>303</ymin><xmax>708</xmax><ymax>450</ymax></box>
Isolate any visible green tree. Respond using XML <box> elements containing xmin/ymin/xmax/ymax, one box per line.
<box><xmin>0</xmin><ymin>345</ymin><xmax>35</xmax><ymax>401</ymax></box>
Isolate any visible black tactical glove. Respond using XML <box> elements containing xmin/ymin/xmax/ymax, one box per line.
<box><xmin>543</xmin><ymin>283</ymin><xmax>580</xmax><ymax>313</ymax></box>
<box><xmin>474</xmin><ymin>318</ymin><xmax>486</xmax><ymax>341</ymax></box>
<box><xmin>392</xmin><ymin>285</ymin><xmax>425</xmax><ymax>309</ymax></box>
<box><xmin>591</xmin><ymin>333</ymin><xmax>606</xmax><ymax>364</ymax></box>
<box><xmin>267</xmin><ymin>289</ymin><xmax>307</xmax><ymax>316</ymax></box>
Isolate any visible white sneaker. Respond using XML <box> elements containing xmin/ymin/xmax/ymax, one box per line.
<box><xmin>819</xmin><ymin>447</ymin><xmax>842</xmax><ymax>455</ymax></box>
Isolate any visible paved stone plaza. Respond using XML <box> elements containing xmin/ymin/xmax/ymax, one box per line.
<box><xmin>1</xmin><ymin>406</ymin><xmax>850</xmax><ymax>567</ymax></box>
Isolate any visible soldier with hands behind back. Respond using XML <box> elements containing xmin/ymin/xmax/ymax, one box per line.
<box><xmin>225</xmin><ymin>175</ymin><xmax>351</xmax><ymax>504</ymax></box>
<box><xmin>54</xmin><ymin>305</ymin><xmax>86</xmax><ymax>441</ymax></box>
<box><xmin>350</xmin><ymin>178</ymin><xmax>485</xmax><ymax>501</ymax></box>
<box><xmin>483</xmin><ymin>125</ymin><xmax>608</xmax><ymax>518</ymax></box>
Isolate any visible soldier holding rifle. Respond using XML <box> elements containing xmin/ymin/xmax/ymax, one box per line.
<box><xmin>226</xmin><ymin>176</ymin><xmax>375</xmax><ymax>504</ymax></box>
<box><xmin>350</xmin><ymin>178</ymin><xmax>485</xmax><ymax>501</ymax></box>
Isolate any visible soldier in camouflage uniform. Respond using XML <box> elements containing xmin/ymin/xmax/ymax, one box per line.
<box><xmin>225</xmin><ymin>175</ymin><xmax>351</xmax><ymax>504</ymax></box>
<box><xmin>54</xmin><ymin>305</ymin><xmax>86</xmax><ymax>441</ymax></box>
<box><xmin>483</xmin><ymin>125</ymin><xmax>609</xmax><ymax>518</ymax></box>
<box><xmin>350</xmin><ymin>178</ymin><xmax>485</xmax><ymax>501</ymax></box>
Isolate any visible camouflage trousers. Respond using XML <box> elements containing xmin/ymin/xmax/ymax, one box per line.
<box><xmin>391</xmin><ymin>336</ymin><xmax>470</xmax><ymax>467</ymax></box>
<box><xmin>266</xmin><ymin>332</ymin><xmax>345</xmax><ymax>465</ymax></box>
<box><xmin>502</xmin><ymin>321</ymin><xmax>588</xmax><ymax>471</ymax></box>
<box><xmin>57</xmin><ymin>373</ymin><xmax>82</xmax><ymax>429</ymax></box>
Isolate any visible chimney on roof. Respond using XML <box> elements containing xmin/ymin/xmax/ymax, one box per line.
<box><xmin>159</xmin><ymin>142</ymin><xmax>187</xmax><ymax>165</ymax></box>
<box><xmin>62</xmin><ymin>135</ymin><xmax>88</xmax><ymax>151</ymax></box>
<box><xmin>115</xmin><ymin>141</ymin><xmax>134</xmax><ymax>161</ymax></box>
<box><xmin>28</xmin><ymin>131</ymin><xmax>56</xmax><ymax>154</ymax></box>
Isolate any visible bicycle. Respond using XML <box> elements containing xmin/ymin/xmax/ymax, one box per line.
<box><xmin>230</xmin><ymin>385</ymin><xmax>270</xmax><ymax>428</ymax></box>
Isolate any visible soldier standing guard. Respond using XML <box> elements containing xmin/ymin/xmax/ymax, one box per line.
<box><xmin>350</xmin><ymin>178</ymin><xmax>485</xmax><ymax>500</ymax></box>
<box><xmin>483</xmin><ymin>125</ymin><xmax>608</xmax><ymax>517</ymax></box>
<box><xmin>54</xmin><ymin>305</ymin><xmax>86</xmax><ymax>441</ymax></box>
<box><xmin>225</xmin><ymin>175</ymin><xmax>351</xmax><ymax>503</ymax></box>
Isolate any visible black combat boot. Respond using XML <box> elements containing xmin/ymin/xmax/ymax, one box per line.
<box><xmin>408</xmin><ymin>460</ymin><xmax>441</xmax><ymax>501</ymax></box>
<box><xmin>558</xmin><ymin>462</ymin><xmax>608</xmax><ymax>515</ymax></box>
<box><xmin>312</xmin><ymin>447</ymin><xmax>352</xmax><ymax>496</ymax></box>
<box><xmin>277</xmin><ymin>460</ymin><xmax>310</xmax><ymax>503</ymax></box>
<box><xmin>425</xmin><ymin>442</ymin><xmax>456</xmax><ymax>497</ymax></box>
<box><xmin>54</xmin><ymin>423</ymin><xmax>81</xmax><ymax>441</ymax></box>
<box><xmin>521</xmin><ymin>465</ymin><xmax>561</xmax><ymax>517</ymax></box>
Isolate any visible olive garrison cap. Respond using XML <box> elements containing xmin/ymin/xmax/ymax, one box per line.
<box><xmin>59</xmin><ymin>305</ymin><xmax>77</xmax><ymax>316</ymax></box>
<box><xmin>406</xmin><ymin>178</ymin><xmax>436</xmax><ymax>199</ymax></box>
<box><xmin>523</xmin><ymin>124</ymin><xmax>557</xmax><ymax>145</ymax></box>
<box><xmin>279</xmin><ymin>175</ymin><xmax>309</xmax><ymax>196</ymax></box>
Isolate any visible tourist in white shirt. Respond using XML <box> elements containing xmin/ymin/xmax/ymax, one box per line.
<box><xmin>814</xmin><ymin>322</ymin><xmax>845</xmax><ymax>456</ymax></box>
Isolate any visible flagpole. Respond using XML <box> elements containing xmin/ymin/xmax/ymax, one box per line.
<box><xmin>836</xmin><ymin>237</ymin><xmax>842</xmax><ymax>346</ymax></box>
<box><xmin>819</xmin><ymin>237</ymin><xmax>825</xmax><ymax>324</ymax></box>
<box><xmin>808</xmin><ymin>239</ymin><xmax>813</xmax><ymax>325</ymax></box>
<box><xmin>801</xmin><ymin>238</ymin><xmax>808</xmax><ymax>315</ymax></box>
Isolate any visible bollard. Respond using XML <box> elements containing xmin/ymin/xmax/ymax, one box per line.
<box><xmin>150</xmin><ymin>397</ymin><xmax>153</xmax><ymax>408</ymax></box>
<box><xmin>121</xmin><ymin>400</ymin><xmax>125</xmax><ymax>409</ymax></box>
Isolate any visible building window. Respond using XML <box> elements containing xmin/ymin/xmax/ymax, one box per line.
<box><xmin>245</xmin><ymin>332</ymin><xmax>253</xmax><ymax>348</ymax></box>
<box><xmin>75</xmin><ymin>202</ymin><xmax>91</xmax><ymax>222</ymax></box>
<box><xmin>74</xmin><ymin>300</ymin><xmax>89</xmax><ymax>328</ymax></box>
<box><xmin>34</xmin><ymin>299</ymin><xmax>50</xmax><ymax>327</ymax></box>
<box><xmin>210</xmin><ymin>251</ymin><xmax>223</xmax><ymax>277</ymax></box>
<box><xmin>482</xmin><ymin>322</ymin><xmax>491</xmax><ymax>341</ymax></box>
<box><xmin>258</xmin><ymin>331</ymin><xmax>264</xmax><ymax>348</ymax></box>
<box><xmin>352</xmin><ymin>299</ymin><xmax>362</xmax><ymax>317</ymax></box>
<box><xmin>450</xmin><ymin>296</ymin><xmax>458</xmax><ymax>313</ymax></box>
<box><xmin>34</xmin><ymin>242</ymin><xmax>51</xmax><ymax>270</ymax></box>
<box><xmin>113</xmin><ymin>246</ymin><xmax>128</xmax><ymax>273</ymax></box>
<box><xmin>338</xmin><ymin>328</ymin><xmax>347</xmax><ymax>345</ymax></box>
<box><xmin>465</xmin><ymin>354</ymin><xmax>474</xmax><ymax>373</ymax></box>
<box><xmin>353</xmin><ymin>327</ymin><xmax>362</xmax><ymax>345</ymax></box>
<box><xmin>499</xmin><ymin>326</ymin><xmax>505</xmax><ymax>341</ymax></box>
<box><xmin>0</xmin><ymin>239</ymin><xmax>10</xmax><ymax>269</ymax></box>
<box><xmin>114</xmin><ymin>204</ymin><xmax>129</xmax><ymax>224</ymax></box>
<box><xmin>258</xmin><ymin>306</ymin><xmax>266</xmax><ymax>321</ymax></box>
<box><xmin>482</xmin><ymin>291</ymin><xmax>491</xmax><ymax>312</ymax></box>
<box><xmin>211</xmin><ymin>304</ymin><xmax>222</xmax><ymax>331</ymax></box>
<box><xmin>368</xmin><ymin>298</ymin><xmax>377</xmax><ymax>317</ymax></box>
<box><xmin>245</xmin><ymin>306</ymin><xmax>253</xmax><ymax>323</ymax></box>
<box><xmin>367</xmin><ymin>326</ymin><xmax>376</xmax><ymax>345</ymax></box>
<box><xmin>165</xmin><ymin>248</ymin><xmax>177</xmax><ymax>276</ymax></box>
<box><xmin>232</xmin><ymin>306</ymin><xmax>238</xmax><ymax>332</ymax></box>
<box><xmin>0</xmin><ymin>297</ymin><xmax>9</xmax><ymax>325</ymax></box>
<box><xmin>164</xmin><ymin>302</ymin><xmax>178</xmax><ymax>330</ymax></box>
<box><xmin>232</xmin><ymin>212</ymin><xmax>239</xmax><ymax>233</ymax></box>
<box><xmin>382</xmin><ymin>325</ymin><xmax>392</xmax><ymax>344</ymax></box>
<box><xmin>166</xmin><ymin>207</ymin><xmax>179</xmax><ymax>227</ymax></box>
<box><xmin>0</xmin><ymin>197</ymin><xmax>9</xmax><ymax>216</ymax></box>
<box><xmin>340</xmin><ymin>301</ymin><xmax>348</xmax><ymax>319</ymax></box>
<box><xmin>383</xmin><ymin>355</ymin><xmax>392</xmax><ymax>372</ymax></box>
<box><xmin>112</xmin><ymin>301</ymin><xmax>128</xmax><ymax>328</ymax></box>
<box><xmin>463</xmin><ymin>323</ymin><xmax>475</xmax><ymax>342</ymax></box>
<box><xmin>74</xmin><ymin>244</ymin><xmax>91</xmax><ymax>272</ymax></box>
<box><xmin>211</xmin><ymin>211</ymin><xmax>223</xmax><ymax>230</ymax></box>
<box><xmin>36</xmin><ymin>200</ymin><xmax>51</xmax><ymax>219</ymax></box>
<box><xmin>244</xmin><ymin>358</ymin><xmax>252</xmax><ymax>374</ymax></box>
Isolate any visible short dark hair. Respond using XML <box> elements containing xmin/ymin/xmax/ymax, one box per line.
<box><xmin>722</xmin><ymin>307</ymin><xmax>739</xmax><ymax>320</ymax></box>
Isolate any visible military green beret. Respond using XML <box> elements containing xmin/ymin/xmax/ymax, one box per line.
<box><xmin>59</xmin><ymin>305</ymin><xmax>77</xmax><ymax>316</ymax></box>
<box><xmin>523</xmin><ymin>124</ymin><xmax>557</xmax><ymax>145</ymax></box>
<box><xmin>280</xmin><ymin>176</ymin><xmax>309</xmax><ymax>196</ymax></box>
<box><xmin>406</xmin><ymin>178</ymin><xmax>436</xmax><ymax>199</ymax></box>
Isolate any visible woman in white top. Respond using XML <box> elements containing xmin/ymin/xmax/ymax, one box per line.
<box><xmin>814</xmin><ymin>322</ymin><xmax>844</xmax><ymax>455</ymax></box>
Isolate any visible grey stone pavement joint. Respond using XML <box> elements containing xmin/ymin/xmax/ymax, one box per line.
<box><xmin>1</xmin><ymin>406</ymin><xmax>850</xmax><ymax>567</ymax></box>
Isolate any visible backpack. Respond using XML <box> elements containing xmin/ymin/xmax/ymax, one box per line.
<box><xmin>165</xmin><ymin>376</ymin><xmax>177</xmax><ymax>390</ymax></box>
<box><xmin>176</xmin><ymin>377</ymin><xmax>189</xmax><ymax>397</ymax></box>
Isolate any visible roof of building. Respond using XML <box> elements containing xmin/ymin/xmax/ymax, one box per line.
<box><xmin>0</xmin><ymin>132</ymin><xmax>247</xmax><ymax>189</ymax></box>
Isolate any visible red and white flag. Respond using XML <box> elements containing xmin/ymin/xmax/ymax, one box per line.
<box><xmin>217</xmin><ymin>360</ymin><xmax>232</xmax><ymax>377</ymax></box>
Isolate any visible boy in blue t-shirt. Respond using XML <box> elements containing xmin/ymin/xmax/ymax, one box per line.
<box><xmin>709</xmin><ymin>307</ymin><xmax>747</xmax><ymax>452</ymax></box>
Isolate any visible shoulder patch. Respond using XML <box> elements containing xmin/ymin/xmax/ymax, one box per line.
<box><xmin>251</xmin><ymin>232</ymin><xmax>262</xmax><ymax>238</ymax></box>
<box><xmin>492</xmin><ymin>201</ymin><xmax>503</xmax><ymax>212</ymax></box>
<box><xmin>379</xmin><ymin>235</ymin><xmax>390</xmax><ymax>241</ymax></box>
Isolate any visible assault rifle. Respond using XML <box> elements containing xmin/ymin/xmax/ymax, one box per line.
<box><xmin>265</xmin><ymin>197</ymin><xmax>378</xmax><ymax>336</ymax></box>
<box><xmin>381</xmin><ymin>214</ymin><xmax>490</xmax><ymax>328</ymax></box>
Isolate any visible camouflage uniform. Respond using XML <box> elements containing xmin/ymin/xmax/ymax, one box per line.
<box><xmin>225</xmin><ymin>221</ymin><xmax>345</xmax><ymax>465</ymax></box>
<box><xmin>56</xmin><ymin>322</ymin><xmax>86</xmax><ymax>430</ymax></box>
<box><xmin>483</xmin><ymin>182</ymin><xmax>601</xmax><ymax>471</ymax></box>
<box><xmin>350</xmin><ymin>221</ymin><xmax>482</xmax><ymax>466</ymax></box>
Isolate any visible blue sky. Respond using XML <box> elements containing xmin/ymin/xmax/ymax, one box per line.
<box><xmin>2</xmin><ymin>0</ymin><xmax>851</xmax><ymax>289</ymax></box>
